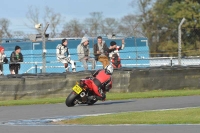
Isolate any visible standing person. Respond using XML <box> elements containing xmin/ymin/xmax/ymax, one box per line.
<box><xmin>0</xmin><ymin>46</ymin><xmax>8</xmax><ymax>75</ymax></box>
<box><xmin>93</xmin><ymin>36</ymin><xmax>111</xmax><ymax>68</ymax></box>
<box><xmin>9</xmin><ymin>45</ymin><xmax>23</xmax><ymax>74</ymax></box>
<box><xmin>109</xmin><ymin>39</ymin><xmax>125</xmax><ymax>68</ymax></box>
<box><xmin>56</xmin><ymin>39</ymin><xmax>76</xmax><ymax>72</ymax></box>
<box><xmin>77</xmin><ymin>36</ymin><xmax>96</xmax><ymax>70</ymax></box>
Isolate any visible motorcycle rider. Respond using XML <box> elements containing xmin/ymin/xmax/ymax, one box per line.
<box><xmin>56</xmin><ymin>39</ymin><xmax>76</xmax><ymax>72</ymax></box>
<box><xmin>90</xmin><ymin>64</ymin><xmax>113</xmax><ymax>100</ymax></box>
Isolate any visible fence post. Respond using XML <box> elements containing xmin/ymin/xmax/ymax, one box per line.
<box><xmin>135</xmin><ymin>37</ymin><xmax>138</xmax><ymax>67</ymax></box>
<box><xmin>170</xmin><ymin>57</ymin><xmax>173</xmax><ymax>67</ymax></box>
<box><xmin>41</xmin><ymin>23</ymin><xmax>49</xmax><ymax>73</ymax></box>
<box><xmin>178</xmin><ymin>18</ymin><xmax>186</xmax><ymax>65</ymax></box>
<box><xmin>35</xmin><ymin>63</ymin><xmax>37</xmax><ymax>74</ymax></box>
<box><xmin>40</xmin><ymin>67</ymin><xmax>42</xmax><ymax>73</ymax></box>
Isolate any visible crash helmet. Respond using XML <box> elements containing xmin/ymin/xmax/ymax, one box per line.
<box><xmin>105</xmin><ymin>64</ymin><xmax>113</xmax><ymax>75</ymax></box>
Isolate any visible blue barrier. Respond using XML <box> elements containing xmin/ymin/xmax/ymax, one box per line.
<box><xmin>1</xmin><ymin>37</ymin><xmax>149</xmax><ymax>74</ymax></box>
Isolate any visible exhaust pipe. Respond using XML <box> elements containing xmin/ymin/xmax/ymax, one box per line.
<box><xmin>80</xmin><ymin>92</ymin><xmax>85</xmax><ymax>97</ymax></box>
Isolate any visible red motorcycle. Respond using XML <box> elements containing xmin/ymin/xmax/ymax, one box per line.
<box><xmin>65</xmin><ymin>77</ymin><xmax>109</xmax><ymax>107</ymax></box>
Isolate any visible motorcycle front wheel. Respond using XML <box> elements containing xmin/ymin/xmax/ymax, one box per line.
<box><xmin>65</xmin><ymin>91</ymin><xmax>79</xmax><ymax>107</ymax></box>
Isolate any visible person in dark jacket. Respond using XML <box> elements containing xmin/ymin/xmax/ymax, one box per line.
<box><xmin>9</xmin><ymin>45</ymin><xmax>23</xmax><ymax>74</ymax></box>
<box><xmin>93</xmin><ymin>36</ymin><xmax>112</xmax><ymax>68</ymax></box>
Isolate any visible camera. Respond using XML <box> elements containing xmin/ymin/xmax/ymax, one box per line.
<box><xmin>35</xmin><ymin>23</ymin><xmax>42</xmax><ymax>29</ymax></box>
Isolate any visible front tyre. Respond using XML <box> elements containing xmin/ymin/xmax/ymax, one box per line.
<box><xmin>65</xmin><ymin>91</ymin><xmax>79</xmax><ymax>107</ymax></box>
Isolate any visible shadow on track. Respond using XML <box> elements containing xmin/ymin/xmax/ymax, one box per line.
<box><xmin>74</xmin><ymin>99</ymin><xmax>136</xmax><ymax>107</ymax></box>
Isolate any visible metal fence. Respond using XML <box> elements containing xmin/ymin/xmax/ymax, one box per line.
<box><xmin>1</xmin><ymin>31</ymin><xmax>200</xmax><ymax>75</ymax></box>
<box><xmin>1</xmin><ymin>36</ymin><xmax>150</xmax><ymax>75</ymax></box>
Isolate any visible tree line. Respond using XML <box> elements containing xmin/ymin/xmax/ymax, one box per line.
<box><xmin>1</xmin><ymin>0</ymin><xmax>200</xmax><ymax>57</ymax></box>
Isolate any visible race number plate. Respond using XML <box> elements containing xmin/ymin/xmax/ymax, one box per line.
<box><xmin>72</xmin><ymin>85</ymin><xmax>82</xmax><ymax>94</ymax></box>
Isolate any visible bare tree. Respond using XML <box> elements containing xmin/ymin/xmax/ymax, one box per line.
<box><xmin>61</xmin><ymin>19</ymin><xmax>84</xmax><ymax>37</ymax></box>
<box><xmin>129</xmin><ymin>0</ymin><xmax>154</xmax><ymax>38</ymax></box>
<box><xmin>130</xmin><ymin>0</ymin><xmax>159</xmax><ymax>54</ymax></box>
<box><xmin>26</xmin><ymin>6</ymin><xmax>63</xmax><ymax>37</ymax></box>
<box><xmin>84</xmin><ymin>12</ymin><xmax>103</xmax><ymax>36</ymax></box>
<box><xmin>118</xmin><ymin>14</ymin><xmax>139</xmax><ymax>37</ymax></box>
<box><xmin>0</xmin><ymin>18</ymin><xmax>12</xmax><ymax>38</ymax></box>
<box><xmin>12</xmin><ymin>31</ymin><xmax>26</xmax><ymax>39</ymax></box>
<box><xmin>44</xmin><ymin>7</ymin><xmax>62</xmax><ymax>38</ymax></box>
<box><xmin>0</xmin><ymin>29</ymin><xmax>3</xmax><ymax>44</ymax></box>
<box><xmin>26</xmin><ymin>6</ymin><xmax>41</xmax><ymax>33</ymax></box>
<box><xmin>101</xmin><ymin>18</ymin><xmax>119</xmax><ymax>35</ymax></box>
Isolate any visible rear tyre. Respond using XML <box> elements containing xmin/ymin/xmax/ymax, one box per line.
<box><xmin>65</xmin><ymin>91</ymin><xmax>79</xmax><ymax>107</ymax></box>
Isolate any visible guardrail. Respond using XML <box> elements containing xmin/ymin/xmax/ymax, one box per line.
<box><xmin>2</xmin><ymin>57</ymin><xmax>200</xmax><ymax>75</ymax></box>
<box><xmin>21</xmin><ymin>57</ymin><xmax>200</xmax><ymax>73</ymax></box>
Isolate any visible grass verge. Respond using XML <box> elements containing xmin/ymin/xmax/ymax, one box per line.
<box><xmin>106</xmin><ymin>89</ymin><xmax>200</xmax><ymax>100</ymax></box>
<box><xmin>0</xmin><ymin>97</ymin><xmax>66</xmax><ymax>106</ymax></box>
<box><xmin>0</xmin><ymin>89</ymin><xmax>200</xmax><ymax>106</ymax></box>
<box><xmin>58</xmin><ymin>107</ymin><xmax>200</xmax><ymax>125</ymax></box>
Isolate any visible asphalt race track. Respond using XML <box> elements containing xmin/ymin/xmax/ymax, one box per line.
<box><xmin>0</xmin><ymin>96</ymin><xmax>200</xmax><ymax>133</ymax></box>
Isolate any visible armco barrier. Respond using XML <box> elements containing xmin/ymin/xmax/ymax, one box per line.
<box><xmin>129</xmin><ymin>66</ymin><xmax>200</xmax><ymax>92</ymax></box>
<box><xmin>1</xmin><ymin>66</ymin><xmax>200</xmax><ymax>100</ymax></box>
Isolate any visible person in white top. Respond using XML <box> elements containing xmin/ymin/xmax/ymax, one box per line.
<box><xmin>0</xmin><ymin>46</ymin><xmax>8</xmax><ymax>75</ymax></box>
<box><xmin>109</xmin><ymin>39</ymin><xmax>125</xmax><ymax>68</ymax></box>
<box><xmin>56</xmin><ymin>39</ymin><xmax>76</xmax><ymax>72</ymax></box>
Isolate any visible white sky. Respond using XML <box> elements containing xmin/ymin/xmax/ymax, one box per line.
<box><xmin>0</xmin><ymin>0</ymin><xmax>139</xmax><ymax>33</ymax></box>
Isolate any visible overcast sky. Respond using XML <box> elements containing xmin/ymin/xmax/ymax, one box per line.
<box><xmin>0</xmin><ymin>0</ymin><xmax>138</xmax><ymax>33</ymax></box>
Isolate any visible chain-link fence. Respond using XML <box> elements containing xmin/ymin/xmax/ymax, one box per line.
<box><xmin>1</xmin><ymin>28</ymin><xmax>200</xmax><ymax>75</ymax></box>
<box><xmin>0</xmin><ymin>36</ymin><xmax>149</xmax><ymax>75</ymax></box>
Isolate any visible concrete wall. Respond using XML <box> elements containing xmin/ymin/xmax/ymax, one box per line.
<box><xmin>129</xmin><ymin>66</ymin><xmax>200</xmax><ymax>92</ymax></box>
<box><xmin>1</xmin><ymin>66</ymin><xmax>200</xmax><ymax>100</ymax></box>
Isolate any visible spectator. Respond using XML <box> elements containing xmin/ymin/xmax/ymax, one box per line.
<box><xmin>0</xmin><ymin>46</ymin><xmax>8</xmax><ymax>75</ymax></box>
<box><xmin>56</xmin><ymin>39</ymin><xmax>76</xmax><ymax>72</ymax></box>
<box><xmin>93</xmin><ymin>36</ymin><xmax>111</xmax><ymax>68</ymax></box>
<box><xmin>77</xmin><ymin>36</ymin><xmax>96</xmax><ymax>70</ymax></box>
<box><xmin>109</xmin><ymin>39</ymin><xmax>125</xmax><ymax>68</ymax></box>
<box><xmin>9</xmin><ymin>45</ymin><xmax>23</xmax><ymax>74</ymax></box>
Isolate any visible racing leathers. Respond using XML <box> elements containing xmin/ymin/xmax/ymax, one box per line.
<box><xmin>56</xmin><ymin>44</ymin><xmax>76</xmax><ymax>72</ymax></box>
<box><xmin>91</xmin><ymin>69</ymin><xmax>112</xmax><ymax>100</ymax></box>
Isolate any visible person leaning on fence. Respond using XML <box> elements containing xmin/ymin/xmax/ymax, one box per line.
<box><xmin>93</xmin><ymin>36</ymin><xmax>111</xmax><ymax>68</ymax></box>
<box><xmin>9</xmin><ymin>45</ymin><xmax>23</xmax><ymax>74</ymax></box>
<box><xmin>0</xmin><ymin>46</ymin><xmax>8</xmax><ymax>75</ymax></box>
<box><xmin>56</xmin><ymin>39</ymin><xmax>76</xmax><ymax>72</ymax></box>
<box><xmin>109</xmin><ymin>40</ymin><xmax>125</xmax><ymax>69</ymax></box>
<box><xmin>77</xmin><ymin>36</ymin><xmax>96</xmax><ymax>70</ymax></box>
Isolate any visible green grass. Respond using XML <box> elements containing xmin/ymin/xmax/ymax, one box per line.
<box><xmin>106</xmin><ymin>89</ymin><xmax>200</xmax><ymax>100</ymax></box>
<box><xmin>0</xmin><ymin>89</ymin><xmax>200</xmax><ymax>106</ymax></box>
<box><xmin>59</xmin><ymin>107</ymin><xmax>200</xmax><ymax>125</ymax></box>
<box><xmin>0</xmin><ymin>97</ymin><xmax>66</xmax><ymax>106</ymax></box>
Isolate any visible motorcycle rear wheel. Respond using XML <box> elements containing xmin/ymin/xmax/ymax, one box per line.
<box><xmin>65</xmin><ymin>91</ymin><xmax>79</xmax><ymax>107</ymax></box>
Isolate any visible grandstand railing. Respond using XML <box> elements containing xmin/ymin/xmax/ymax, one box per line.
<box><xmin>5</xmin><ymin>57</ymin><xmax>200</xmax><ymax>74</ymax></box>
